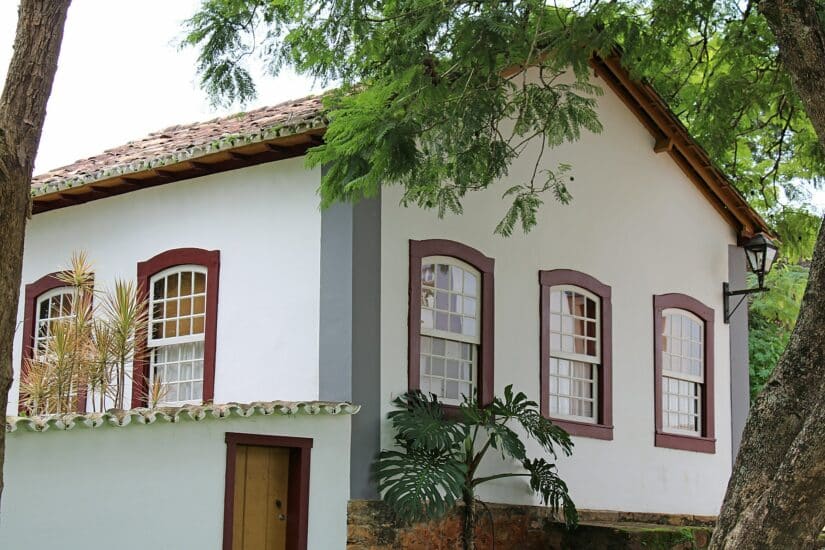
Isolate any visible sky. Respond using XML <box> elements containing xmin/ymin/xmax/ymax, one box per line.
<box><xmin>0</xmin><ymin>0</ymin><xmax>322</xmax><ymax>174</ymax></box>
<box><xmin>1</xmin><ymin>1</ymin><xmax>824</xmax><ymax>211</ymax></box>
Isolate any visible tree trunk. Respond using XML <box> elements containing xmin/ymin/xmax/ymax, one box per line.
<box><xmin>710</xmin><ymin>1</ymin><xmax>825</xmax><ymax>548</ymax></box>
<box><xmin>0</xmin><ymin>0</ymin><xmax>71</xmax><ymax>508</ymax></box>
<box><xmin>462</xmin><ymin>489</ymin><xmax>476</xmax><ymax>550</ymax></box>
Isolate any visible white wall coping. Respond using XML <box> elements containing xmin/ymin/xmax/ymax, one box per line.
<box><xmin>6</xmin><ymin>400</ymin><xmax>359</xmax><ymax>434</ymax></box>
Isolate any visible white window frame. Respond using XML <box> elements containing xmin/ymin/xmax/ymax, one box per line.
<box><xmin>148</xmin><ymin>265</ymin><xmax>208</xmax><ymax>405</ymax></box>
<box><xmin>548</xmin><ymin>284</ymin><xmax>600</xmax><ymax>424</ymax></box>
<box><xmin>420</xmin><ymin>255</ymin><xmax>480</xmax><ymax>406</ymax></box>
<box><xmin>147</xmin><ymin>265</ymin><xmax>208</xmax><ymax>348</ymax></box>
<box><xmin>661</xmin><ymin>308</ymin><xmax>704</xmax><ymax>437</ymax></box>
<box><xmin>34</xmin><ymin>286</ymin><xmax>75</xmax><ymax>358</ymax></box>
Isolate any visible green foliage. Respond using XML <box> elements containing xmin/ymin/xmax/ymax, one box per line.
<box><xmin>374</xmin><ymin>386</ymin><xmax>576</xmax><ymax>532</ymax></box>
<box><xmin>183</xmin><ymin>0</ymin><xmax>824</xmax><ymax>242</ymax></box>
<box><xmin>748</xmin><ymin>264</ymin><xmax>808</xmax><ymax>400</ymax></box>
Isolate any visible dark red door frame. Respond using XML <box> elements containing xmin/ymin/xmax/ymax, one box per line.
<box><xmin>222</xmin><ymin>432</ymin><xmax>313</xmax><ymax>550</ymax></box>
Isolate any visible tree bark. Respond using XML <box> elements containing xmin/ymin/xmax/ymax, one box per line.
<box><xmin>0</xmin><ymin>0</ymin><xmax>71</xmax><ymax>508</ymax></box>
<box><xmin>710</xmin><ymin>1</ymin><xmax>825</xmax><ymax>548</ymax></box>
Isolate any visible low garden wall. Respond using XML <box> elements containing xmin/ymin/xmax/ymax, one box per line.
<box><xmin>347</xmin><ymin>500</ymin><xmax>715</xmax><ymax>549</ymax></box>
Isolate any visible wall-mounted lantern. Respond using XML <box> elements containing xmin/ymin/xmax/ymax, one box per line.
<box><xmin>724</xmin><ymin>233</ymin><xmax>779</xmax><ymax>323</ymax></box>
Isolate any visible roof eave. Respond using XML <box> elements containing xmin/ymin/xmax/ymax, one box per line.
<box><xmin>590</xmin><ymin>54</ymin><xmax>774</xmax><ymax>239</ymax></box>
<box><xmin>31</xmin><ymin>125</ymin><xmax>325</xmax><ymax>214</ymax></box>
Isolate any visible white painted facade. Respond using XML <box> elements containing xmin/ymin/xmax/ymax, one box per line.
<box><xmin>4</xmin><ymin>66</ymin><xmax>748</xmax><ymax>549</ymax></box>
<box><xmin>379</xmin><ymin>72</ymin><xmax>736</xmax><ymax>516</ymax></box>
<box><xmin>9</xmin><ymin>157</ymin><xmax>323</xmax><ymax>411</ymax></box>
<box><xmin>0</xmin><ymin>414</ymin><xmax>351</xmax><ymax>549</ymax></box>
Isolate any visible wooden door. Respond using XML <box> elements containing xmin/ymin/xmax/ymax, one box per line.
<box><xmin>231</xmin><ymin>445</ymin><xmax>291</xmax><ymax>550</ymax></box>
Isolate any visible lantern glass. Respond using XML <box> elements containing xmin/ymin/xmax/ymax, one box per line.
<box><xmin>764</xmin><ymin>245</ymin><xmax>778</xmax><ymax>274</ymax></box>
<box><xmin>743</xmin><ymin>233</ymin><xmax>778</xmax><ymax>281</ymax></box>
<box><xmin>745</xmin><ymin>248</ymin><xmax>762</xmax><ymax>273</ymax></box>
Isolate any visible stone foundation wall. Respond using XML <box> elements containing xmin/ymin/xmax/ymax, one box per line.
<box><xmin>347</xmin><ymin>500</ymin><xmax>714</xmax><ymax>550</ymax></box>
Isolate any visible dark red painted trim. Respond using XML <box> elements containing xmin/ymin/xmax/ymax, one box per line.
<box><xmin>653</xmin><ymin>293</ymin><xmax>716</xmax><ymax>454</ymax></box>
<box><xmin>132</xmin><ymin>248</ymin><xmax>220</xmax><ymax>408</ymax></box>
<box><xmin>222</xmin><ymin>433</ymin><xmax>313</xmax><ymax>550</ymax></box>
<box><xmin>20</xmin><ymin>272</ymin><xmax>89</xmax><ymax>413</ymax></box>
<box><xmin>539</xmin><ymin>269</ymin><xmax>613</xmax><ymax>440</ymax></box>
<box><xmin>408</xmin><ymin>239</ymin><xmax>495</xmax><ymax>407</ymax></box>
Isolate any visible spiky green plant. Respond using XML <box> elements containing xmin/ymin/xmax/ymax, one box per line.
<box><xmin>99</xmin><ymin>279</ymin><xmax>148</xmax><ymax>409</ymax></box>
<box><xmin>19</xmin><ymin>252</ymin><xmax>149</xmax><ymax>414</ymax></box>
<box><xmin>374</xmin><ymin>385</ymin><xmax>577</xmax><ymax>550</ymax></box>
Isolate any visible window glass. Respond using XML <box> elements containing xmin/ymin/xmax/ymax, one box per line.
<box><xmin>148</xmin><ymin>266</ymin><xmax>207</xmax><ymax>405</ymax></box>
<box><xmin>661</xmin><ymin>309</ymin><xmax>704</xmax><ymax>435</ymax></box>
<box><xmin>34</xmin><ymin>288</ymin><xmax>74</xmax><ymax>357</ymax></box>
<box><xmin>420</xmin><ymin>257</ymin><xmax>480</xmax><ymax>405</ymax></box>
<box><xmin>548</xmin><ymin>286</ymin><xmax>599</xmax><ymax>423</ymax></box>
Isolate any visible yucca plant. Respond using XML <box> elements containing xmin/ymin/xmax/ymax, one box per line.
<box><xmin>19</xmin><ymin>252</ymin><xmax>148</xmax><ymax>414</ymax></box>
<box><xmin>99</xmin><ymin>279</ymin><xmax>148</xmax><ymax>409</ymax></box>
<box><xmin>374</xmin><ymin>385</ymin><xmax>577</xmax><ymax>550</ymax></box>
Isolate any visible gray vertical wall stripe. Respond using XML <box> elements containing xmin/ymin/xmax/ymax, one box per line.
<box><xmin>349</xmin><ymin>196</ymin><xmax>382</xmax><ymax>499</ymax></box>
<box><xmin>319</xmin><ymin>179</ymin><xmax>382</xmax><ymax>498</ymax></box>
<box><xmin>319</xmin><ymin>201</ymin><xmax>354</xmax><ymax>402</ymax></box>
<box><xmin>728</xmin><ymin>244</ymin><xmax>750</xmax><ymax>462</ymax></box>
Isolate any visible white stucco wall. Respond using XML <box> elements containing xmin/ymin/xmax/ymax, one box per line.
<box><xmin>9</xmin><ymin>158</ymin><xmax>322</xmax><ymax>412</ymax></box>
<box><xmin>0</xmin><ymin>415</ymin><xmax>351</xmax><ymax>549</ymax></box>
<box><xmin>380</xmin><ymin>73</ymin><xmax>737</xmax><ymax>516</ymax></box>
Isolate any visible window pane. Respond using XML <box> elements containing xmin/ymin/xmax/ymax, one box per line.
<box><xmin>662</xmin><ymin>311</ymin><xmax>704</xmax><ymax>382</ymax></box>
<box><xmin>150</xmin><ymin>341</ymin><xmax>205</xmax><ymax>405</ymax></box>
<box><xmin>548</xmin><ymin>285</ymin><xmax>599</xmax><ymax>359</ymax></box>
<box><xmin>419</xmin><ymin>336</ymin><xmax>475</xmax><ymax>404</ymax></box>
<box><xmin>548</xmin><ymin>359</ymin><xmax>597</xmax><ymax>423</ymax></box>
<box><xmin>150</xmin><ymin>269</ymin><xmax>208</xmax><ymax>347</ymax></box>
<box><xmin>166</xmin><ymin>274</ymin><xmax>179</xmax><ymax>298</ymax></box>
<box><xmin>194</xmin><ymin>271</ymin><xmax>206</xmax><ymax>294</ymax></box>
<box><xmin>436</xmin><ymin>265</ymin><xmax>450</xmax><ymax>290</ymax></box>
<box><xmin>662</xmin><ymin>375</ymin><xmax>701</xmax><ymax>435</ymax></box>
<box><xmin>34</xmin><ymin>289</ymin><xmax>75</xmax><ymax>356</ymax></box>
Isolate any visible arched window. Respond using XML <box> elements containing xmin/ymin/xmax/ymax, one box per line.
<box><xmin>148</xmin><ymin>266</ymin><xmax>208</xmax><ymax>404</ymax></box>
<box><xmin>654</xmin><ymin>294</ymin><xmax>715</xmax><ymax>453</ymax></box>
<box><xmin>20</xmin><ymin>273</ymin><xmax>87</xmax><ymax>413</ymax></box>
<box><xmin>409</xmin><ymin>240</ymin><xmax>494</xmax><ymax>408</ymax></box>
<box><xmin>419</xmin><ymin>257</ymin><xmax>480</xmax><ymax>405</ymax></box>
<box><xmin>34</xmin><ymin>287</ymin><xmax>76</xmax><ymax>357</ymax></box>
<box><xmin>133</xmin><ymin>248</ymin><xmax>220</xmax><ymax>407</ymax></box>
<box><xmin>540</xmin><ymin>270</ymin><xmax>613</xmax><ymax>440</ymax></box>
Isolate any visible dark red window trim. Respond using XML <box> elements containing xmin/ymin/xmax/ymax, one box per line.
<box><xmin>20</xmin><ymin>272</ymin><xmax>89</xmax><ymax>413</ymax></box>
<box><xmin>222</xmin><ymin>432</ymin><xmax>312</xmax><ymax>550</ymax></box>
<box><xmin>408</xmin><ymin>239</ymin><xmax>495</xmax><ymax>408</ymax></box>
<box><xmin>653</xmin><ymin>293</ymin><xmax>716</xmax><ymax>454</ymax></box>
<box><xmin>539</xmin><ymin>269</ymin><xmax>613</xmax><ymax>440</ymax></box>
<box><xmin>132</xmin><ymin>248</ymin><xmax>220</xmax><ymax>408</ymax></box>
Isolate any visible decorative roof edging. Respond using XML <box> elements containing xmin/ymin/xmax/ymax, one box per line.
<box><xmin>31</xmin><ymin>116</ymin><xmax>326</xmax><ymax>198</ymax></box>
<box><xmin>6</xmin><ymin>400</ymin><xmax>359</xmax><ymax>434</ymax></box>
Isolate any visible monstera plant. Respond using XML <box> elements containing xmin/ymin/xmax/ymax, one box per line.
<box><xmin>374</xmin><ymin>385</ymin><xmax>577</xmax><ymax>550</ymax></box>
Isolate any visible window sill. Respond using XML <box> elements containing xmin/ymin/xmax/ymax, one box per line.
<box><xmin>548</xmin><ymin>417</ymin><xmax>613</xmax><ymax>440</ymax></box>
<box><xmin>655</xmin><ymin>431</ymin><xmax>716</xmax><ymax>453</ymax></box>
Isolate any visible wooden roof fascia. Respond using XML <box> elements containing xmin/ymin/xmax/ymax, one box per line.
<box><xmin>31</xmin><ymin>134</ymin><xmax>318</xmax><ymax>214</ymax></box>
<box><xmin>591</xmin><ymin>54</ymin><xmax>772</xmax><ymax>238</ymax></box>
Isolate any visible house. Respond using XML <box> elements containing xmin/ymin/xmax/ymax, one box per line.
<box><xmin>1</xmin><ymin>54</ymin><xmax>770</xmax><ymax>549</ymax></box>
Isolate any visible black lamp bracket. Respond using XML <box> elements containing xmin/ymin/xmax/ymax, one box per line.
<box><xmin>723</xmin><ymin>282</ymin><xmax>768</xmax><ymax>324</ymax></box>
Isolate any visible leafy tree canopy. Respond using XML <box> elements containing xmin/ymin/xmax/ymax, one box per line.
<box><xmin>183</xmin><ymin>0</ymin><xmax>821</xmax><ymax>251</ymax></box>
<box><xmin>748</xmin><ymin>263</ymin><xmax>807</xmax><ymax>400</ymax></box>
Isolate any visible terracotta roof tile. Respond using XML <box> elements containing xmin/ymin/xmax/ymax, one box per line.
<box><xmin>6</xmin><ymin>400</ymin><xmax>359</xmax><ymax>434</ymax></box>
<box><xmin>31</xmin><ymin>95</ymin><xmax>326</xmax><ymax>197</ymax></box>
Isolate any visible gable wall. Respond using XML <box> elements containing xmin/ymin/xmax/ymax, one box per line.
<box><xmin>9</xmin><ymin>158</ymin><xmax>323</xmax><ymax>412</ymax></box>
<box><xmin>378</xmin><ymin>71</ymin><xmax>738</xmax><ymax>516</ymax></box>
